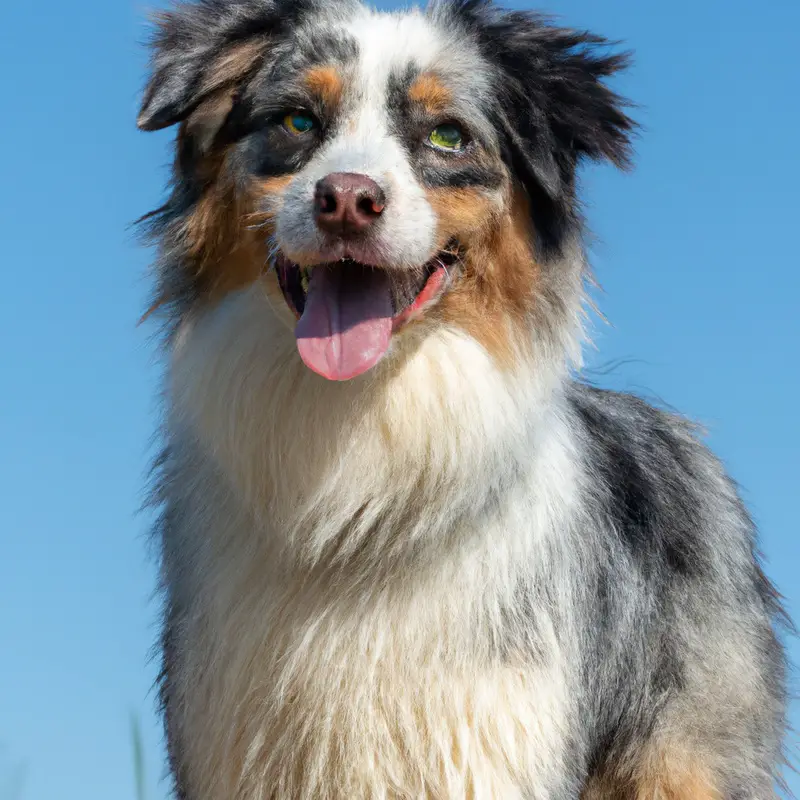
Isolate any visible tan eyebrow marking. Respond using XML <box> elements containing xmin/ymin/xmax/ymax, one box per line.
<box><xmin>408</xmin><ymin>72</ymin><xmax>452</xmax><ymax>115</ymax></box>
<box><xmin>303</xmin><ymin>65</ymin><xmax>344</xmax><ymax>108</ymax></box>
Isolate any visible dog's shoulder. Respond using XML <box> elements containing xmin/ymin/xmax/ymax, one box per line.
<box><xmin>565</xmin><ymin>379</ymin><xmax>754</xmax><ymax>580</ymax></box>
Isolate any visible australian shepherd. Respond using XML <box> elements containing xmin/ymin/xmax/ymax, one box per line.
<box><xmin>137</xmin><ymin>1</ymin><xmax>789</xmax><ymax>797</ymax></box>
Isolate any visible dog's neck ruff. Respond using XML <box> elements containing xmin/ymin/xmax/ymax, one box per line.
<box><xmin>170</xmin><ymin>280</ymin><xmax>579</xmax><ymax>575</ymax></box>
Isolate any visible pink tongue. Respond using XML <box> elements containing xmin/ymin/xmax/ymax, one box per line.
<box><xmin>295</xmin><ymin>264</ymin><xmax>393</xmax><ymax>381</ymax></box>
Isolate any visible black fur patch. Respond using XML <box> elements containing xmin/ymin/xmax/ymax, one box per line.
<box><xmin>418</xmin><ymin>162</ymin><xmax>504</xmax><ymax>190</ymax></box>
<box><xmin>570</xmin><ymin>386</ymin><xmax>708</xmax><ymax>580</ymax></box>
<box><xmin>444</xmin><ymin>1</ymin><xmax>636</xmax><ymax>254</ymax></box>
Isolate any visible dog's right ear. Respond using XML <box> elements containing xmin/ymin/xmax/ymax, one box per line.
<box><xmin>137</xmin><ymin>0</ymin><xmax>283</xmax><ymax>133</ymax></box>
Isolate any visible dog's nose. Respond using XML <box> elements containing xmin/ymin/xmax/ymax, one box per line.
<box><xmin>314</xmin><ymin>172</ymin><xmax>386</xmax><ymax>238</ymax></box>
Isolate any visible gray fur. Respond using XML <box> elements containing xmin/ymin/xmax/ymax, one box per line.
<box><xmin>563</xmin><ymin>383</ymin><xmax>788</xmax><ymax>794</ymax></box>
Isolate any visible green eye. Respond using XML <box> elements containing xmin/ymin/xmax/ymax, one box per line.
<box><xmin>428</xmin><ymin>123</ymin><xmax>464</xmax><ymax>151</ymax></box>
<box><xmin>284</xmin><ymin>112</ymin><xmax>316</xmax><ymax>135</ymax></box>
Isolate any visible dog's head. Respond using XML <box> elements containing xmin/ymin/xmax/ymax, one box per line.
<box><xmin>139</xmin><ymin>0</ymin><xmax>633</xmax><ymax>381</ymax></box>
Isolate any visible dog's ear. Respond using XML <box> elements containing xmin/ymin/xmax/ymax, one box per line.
<box><xmin>137</xmin><ymin>0</ymin><xmax>283</xmax><ymax>133</ymax></box>
<box><xmin>449</xmin><ymin>1</ymin><xmax>636</xmax><ymax>244</ymax></box>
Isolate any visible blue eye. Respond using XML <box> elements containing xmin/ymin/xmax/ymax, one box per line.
<box><xmin>284</xmin><ymin>113</ymin><xmax>316</xmax><ymax>135</ymax></box>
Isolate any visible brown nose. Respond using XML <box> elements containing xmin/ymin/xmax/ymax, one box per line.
<box><xmin>314</xmin><ymin>172</ymin><xmax>386</xmax><ymax>238</ymax></box>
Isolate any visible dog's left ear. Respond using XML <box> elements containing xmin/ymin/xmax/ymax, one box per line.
<box><xmin>137</xmin><ymin>0</ymin><xmax>284</xmax><ymax>133</ymax></box>
<box><xmin>449</xmin><ymin>2</ymin><xmax>636</xmax><ymax>244</ymax></box>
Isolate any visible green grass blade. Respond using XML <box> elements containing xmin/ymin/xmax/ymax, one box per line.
<box><xmin>130</xmin><ymin>712</ymin><xmax>147</xmax><ymax>800</ymax></box>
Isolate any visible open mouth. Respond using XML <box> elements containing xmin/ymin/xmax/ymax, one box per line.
<box><xmin>275</xmin><ymin>246</ymin><xmax>460</xmax><ymax>381</ymax></box>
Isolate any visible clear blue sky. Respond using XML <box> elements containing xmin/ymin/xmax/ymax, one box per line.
<box><xmin>0</xmin><ymin>0</ymin><xmax>797</xmax><ymax>797</ymax></box>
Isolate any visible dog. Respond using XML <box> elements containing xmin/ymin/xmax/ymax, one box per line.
<box><xmin>137</xmin><ymin>1</ymin><xmax>789</xmax><ymax>797</ymax></box>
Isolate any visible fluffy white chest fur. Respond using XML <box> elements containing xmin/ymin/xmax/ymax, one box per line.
<box><xmin>163</xmin><ymin>287</ymin><xmax>582</xmax><ymax>799</ymax></box>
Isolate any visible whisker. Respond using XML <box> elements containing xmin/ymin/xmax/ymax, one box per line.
<box><xmin>264</xmin><ymin>236</ymin><xmax>281</xmax><ymax>272</ymax></box>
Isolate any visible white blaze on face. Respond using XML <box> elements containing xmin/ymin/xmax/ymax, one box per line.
<box><xmin>276</xmin><ymin>9</ymin><xmax>442</xmax><ymax>270</ymax></box>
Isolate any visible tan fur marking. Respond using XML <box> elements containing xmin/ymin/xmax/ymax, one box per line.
<box><xmin>148</xmin><ymin>162</ymin><xmax>292</xmax><ymax>314</ymax></box>
<box><xmin>186</xmin><ymin>92</ymin><xmax>236</xmax><ymax>154</ymax></box>
<box><xmin>430</xmin><ymin>187</ymin><xmax>538</xmax><ymax>369</ymax></box>
<box><xmin>408</xmin><ymin>72</ymin><xmax>452</xmax><ymax>114</ymax></box>
<box><xmin>581</xmin><ymin>747</ymin><xmax>723</xmax><ymax>799</ymax></box>
<box><xmin>199</xmin><ymin>38</ymin><xmax>265</xmax><ymax>96</ymax></box>
<box><xmin>188</xmin><ymin>173</ymin><xmax>295</xmax><ymax>302</ymax></box>
<box><xmin>633</xmin><ymin>753</ymin><xmax>722</xmax><ymax>800</ymax></box>
<box><xmin>303</xmin><ymin>65</ymin><xmax>343</xmax><ymax>109</ymax></box>
<box><xmin>183</xmin><ymin>174</ymin><xmax>261</xmax><ymax>299</ymax></box>
<box><xmin>426</xmin><ymin>187</ymin><xmax>497</xmax><ymax>245</ymax></box>
<box><xmin>255</xmin><ymin>174</ymin><xmax>294</xmax><ymax>196</ymax></box>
